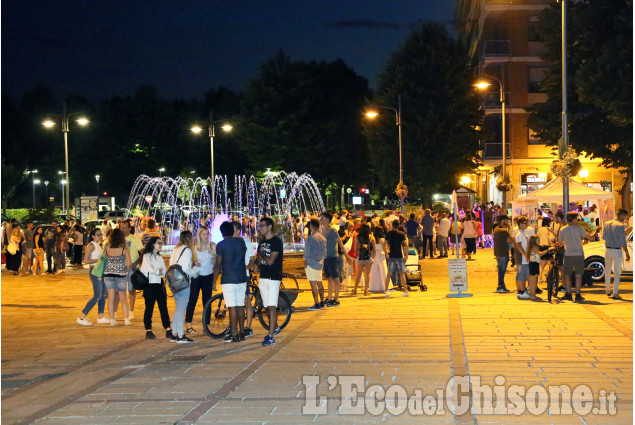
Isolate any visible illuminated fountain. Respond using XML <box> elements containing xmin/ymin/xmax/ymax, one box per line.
<box><xmin>125</xmin><ymin>171</ymin><xmax>325</xmax><ymax>249</ymax></box>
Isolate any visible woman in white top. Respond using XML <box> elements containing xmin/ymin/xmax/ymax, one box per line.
<box><xmin>139</xmin><ymin>237</ymin><xmax>173</xmax><ymax>340</ymax></box>
<box><xmin>185</xmin><ymin>226</ymin><xmax>215</xmax><ymax>335</ymax></box>
<box><xmin>368</xmin><ymin>227</ymin><xmax>387</xmax><ymax>293</ymax></box>
<box><xmin>77</xmin><ymin>229</ymin><xmax>110</xmax><ymax>326</ymax></box>
<box><xmin>461</xmin><ymin>213</ymin><xmax>478</xmax><ymax>261</ymax></box>
<box><xmin>169</xmin><ymin>231</ymin><xmax>200</xmax><ymax>343</ymax></box>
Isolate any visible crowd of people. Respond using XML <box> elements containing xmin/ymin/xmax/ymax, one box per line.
<box><xmin>2</xmin><ymin>203</ymin><xmax>631</xmax><ymax>344</ymax></box>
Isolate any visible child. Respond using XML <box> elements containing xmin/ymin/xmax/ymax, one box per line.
<box><xmin>528</xmin><ymin>235</ymin><xmax>549</xmax><ymax>301</ymax></box>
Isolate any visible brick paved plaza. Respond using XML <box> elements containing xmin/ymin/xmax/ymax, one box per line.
<box><xmin>1</xmin><ymin>249</ymin><xmax>632</xmax><ymax>424</ymax></box>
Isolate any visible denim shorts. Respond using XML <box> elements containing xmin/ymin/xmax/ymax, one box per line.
<box><xmin>104</xmin><ymin>275</ymin><xmax>128</xmax><ymax>292</ymax></box>
<box><xmin>386</xmin><ymin>257</ymin><xmax>405</xmax><ymax>273</ymax></box>
<box><xmin>516</xmin><ymin>264</ymin><xmax>529</xmax><ymax>282</ymax></box>
<box><xmin>323</xmin><ymin>257</ymin><xmax>339</xmax><ymax>278</ymax></box>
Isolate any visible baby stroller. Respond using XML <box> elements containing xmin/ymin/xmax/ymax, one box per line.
<box><xmin>405</xmin><ymin>248</ymin><xmax>427</xmax><ymax>291</ymax></box>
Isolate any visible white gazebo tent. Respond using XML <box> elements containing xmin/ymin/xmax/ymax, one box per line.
<box><xmin>512</xmin><ymin>177</ymin><xmax>615</xmax><ymax>224</ymax></box>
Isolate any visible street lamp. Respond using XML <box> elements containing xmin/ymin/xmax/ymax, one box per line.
<box><xmin>158</xmin><ymin>167</ymin><xmax>165</xmax><ymax>178</ymax></box>
<box><xmin>27</xmin><ymin>170</ymin><xmax>39</xmax><ymax>209</ymax></box>
<box><xmin>476</xmin><ymin>75</ymin><xmax>507</xmax><ymax>210</ymax></box>
<box><xmin>365</xmin><ymin>95</ymin><xmax>404</xmax><ymax>214</ymax></box>
<box><xmin>61</xmin><ymin>179</ymin><xmax>67</xmax><ymax>213</ymax></box>
<box><xmin>43</xmin><ymin>101</ymin><xmax>89</xmax><ymax>213</ymax></box>
<box><xmin>44</xmin><ymin>181</ymin><xmax>49</xmax><ymax>206</ymax></box>
<box><xmin>191</xmin><ymin>111</ymin><xmax>233</xmax><ymax>213</ymax></box>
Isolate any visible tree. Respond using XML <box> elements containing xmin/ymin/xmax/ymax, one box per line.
<box><xmin>365</xmin><ymin>22</ymin><xmax>483</xmax><ymax>205</ymax></box>
<box><xmin>527</xmin><ymin>0</ymin><xmax>633</xmax><ymax>207</ymax></box>
<box><xmin>237</xmin><ymin>51</ymin><xmax>371</xmax><ymax>190</ymax></box>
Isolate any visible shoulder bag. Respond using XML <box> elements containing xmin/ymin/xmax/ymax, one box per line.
<box><xmin>91</xmin><ymin>243</ymin><xmax>108</xmax><ymax>278</ymax></box>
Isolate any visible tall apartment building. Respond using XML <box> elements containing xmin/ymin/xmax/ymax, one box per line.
<box><xmin>456</xmin><ymin>0</ymin><xmax>623</xmax><ymax>209</ymax></box>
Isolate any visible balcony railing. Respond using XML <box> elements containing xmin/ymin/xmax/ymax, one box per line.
<box><xmin>482</xmin><ymin>91</ymin><xmax>511</xmax><ymax>109</ymax></box>
<box><xmin>482</xmin><ymin>143</ymin><xmax>511</xmax><ymax>160</ymax></box>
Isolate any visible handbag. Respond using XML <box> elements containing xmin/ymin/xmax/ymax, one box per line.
<box><xmin>130</xmin><ymin>268</ymin><xmax>149</xmax><ymax>290</ymax></box>
<box><xmin>166</xmin><ymin>247</ymin><xmax>190</xmax><ymax>293</ymax></box>
<box><xmin>91</xmin><ymin>244</ymin><xmax>108</xmax><ymax>278</ymax></box>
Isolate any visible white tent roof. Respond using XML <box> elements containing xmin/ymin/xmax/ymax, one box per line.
<box><xmin>516</xmin><ymin>177</ymin><xmax>614</xmax><ymax>203</ymax></box>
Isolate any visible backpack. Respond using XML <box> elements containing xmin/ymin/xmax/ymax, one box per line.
<box><xmin>357</xmin><ymin>235</ymin><xmax>371</xmax><ymax>260</ymax></box>
<box><xmin>166</xmin><ymin>247</ymin><xmax>190</xmax><ymax>293</ymax></box>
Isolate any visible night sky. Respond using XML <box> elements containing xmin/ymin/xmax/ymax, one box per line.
<box><xmin>2</xmin><ymin>1</ymin><xmax>455</xmax><ymax>101</ymax></box>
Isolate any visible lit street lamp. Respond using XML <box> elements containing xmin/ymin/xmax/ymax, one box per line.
<box><xmin>43</xmin><ymin>102</ymin><xmax>89</xmax><ymax>213</ymax></box>
<box><xmin>191</xmin><ymin>111</ymin><xmax>233</xmax><ymax>212</ymax></box>
<box><xmin>27</xmin><ymin>170</ymin><xmax>39</xmax><ymax>209</ymax></box>
<box><xmin>476</xmin><ymin>74</ymin><xmax>507</xmax><ymax>211</ymax></box>
<box><xmin>44</xmin><ymin>181</ymin><xmax>49</xmax><ymax>206</ymax></box>
<box><xmin>365</xmin><ymin>95</ymin><xmax>404</xmax><ymax>214</ymax></box>
<box><xmin>158</xmin><ymin>167</ymin><xmax>165</xmax><ymax>178</ymax></box>
<box><xmin>61</xmin><ymin>179</ymin><xmax>67</xmax><ymax>213</ymax></box>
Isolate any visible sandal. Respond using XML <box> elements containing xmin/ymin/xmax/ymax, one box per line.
<box><xmin>186</xmin><ymin>327</ymin><xmax>197</xmax><ymax>335</ymax></box>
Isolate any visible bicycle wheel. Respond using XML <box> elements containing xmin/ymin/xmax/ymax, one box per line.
<box><xmin>280</xmin><ymin>273</ymin><xmax>300</xmax><ymax>290</ymax></box>
<box><xmin>257</xmin><ymin>290</ymin><xmax>292</xmax><ymax>332</ymax></box>
<box><xmin>546</xmin><ymin>264</ymin><xmax>557</xmax><ymax>303</ymax></box>
<box><xmin>202</xmin><ymin>293</ymin><xmax>229</xmax><ymax>339</ymax></box>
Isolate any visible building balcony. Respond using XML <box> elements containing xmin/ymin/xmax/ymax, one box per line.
<box><xmin>482</xmin><ymin>143</ymin><xmax>511</xmax><ymax>160</ymax></box>
<box><xmin>481</xmin><ymin>40</ymin><xmax>511</xmax><ymax>63</ymax></box>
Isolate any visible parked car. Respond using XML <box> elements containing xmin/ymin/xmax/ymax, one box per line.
<box><xmin>98</xmin><ymin>210</ymin><xmax>127</xmax><ymax>220</ymax></box>
<box><xmin>584</xmin><ymin>232</ymin><xmax>633</xmax><ymax>282</ymax></box>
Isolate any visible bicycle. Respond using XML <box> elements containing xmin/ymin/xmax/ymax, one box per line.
<box><xmin>544</xmin><ymin>248</ymin><xmax>561</xmax><ymax>303</ymax></box>
<box><xmin>202</xmin><ymin>271</ymin><xmax>293</xmax><ymax>339</ymax></box>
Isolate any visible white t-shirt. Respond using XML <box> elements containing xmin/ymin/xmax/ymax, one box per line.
<box><xmin>537</xmin><ymin>227</ymin><xmax>551</xmax><ymax>246</ymax></box>
<box><xmin>438</xmin><ymin>218</ymin><xmax>451</xmax><ymax>237</ymax></box>
<box><xmin>515</xmin><ymin>229</ymin><xmax>529</xmax><ymax>265</ymax></box>
<box><xmin>196</xmin><ymin>247</ymin><xmax>215</xmax><ymax>276</ymax></box>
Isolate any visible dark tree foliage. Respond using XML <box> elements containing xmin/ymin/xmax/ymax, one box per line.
<box><xmin>237</xmin><ymin>51</ymin><xmax>371</xmax><ymax>188</ymax></box>
<box><xmin>527</xmin><ymin>0</ymin><xmax>632</xmax><ymax>203</ymax></box>
<box><xmin>365</xmin><ymin>22</ymin><xmax>483</xmax><ymax>204</ymax></box>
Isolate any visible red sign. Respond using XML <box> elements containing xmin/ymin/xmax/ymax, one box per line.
<box><xmin>145</xmin><ymin>195</ymin><xmax>153</xmax><ymax>203</ymax></box>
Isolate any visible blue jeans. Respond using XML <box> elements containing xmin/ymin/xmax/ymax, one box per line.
<box><xmin>172</xmin><ymin>286</ymin><xmax>191</xmax><ymax>337</ymax></box>
<box><xmin>82</xmin><ymin>268</ymin><xmax>107</xmax><ymax>316</ymax></box>
<box><xmin>496</xmin><ymin>257</ymin><xmax>509</xmax><ymax>289</ymax></box>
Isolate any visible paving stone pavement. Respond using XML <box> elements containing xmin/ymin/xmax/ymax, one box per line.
<box><xmin>1</xmin><ymin>249</ymin><xmax>632</xmax><ymax>424</ymax></box>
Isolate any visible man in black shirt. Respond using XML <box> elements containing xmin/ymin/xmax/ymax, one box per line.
<box><xmin>383</xmin><ymin>220</ymin><xmax>409</xmax><ymax>297</ymax></box>
<box><xmin>254</xmin><ymin>217</ymin><xmax>283</xmax><ymax>346</ymax></box>
<box><xmin>493</xmin><ymin>215</ymin><xmax>512</xmax><ymax>293</ymax></box>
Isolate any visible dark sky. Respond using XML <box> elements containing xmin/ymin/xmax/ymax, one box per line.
<box><xmin>2</xmin><ymin>1</ymin><xmax>455</xmax><ymax>101</ymax></box>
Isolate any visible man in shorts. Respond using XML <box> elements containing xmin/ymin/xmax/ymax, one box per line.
<box><xmin>514</xmin><ymin>216</ymin><xmax>531</xmax><ymax>300</ymax></box>
<box><xmin>120</xmin><ymin>220</ymin><xmax>144</xmax><ymax>318</ymax></box>
<box><xmin>558</xmin><ymin>212</ymin><xmax>598</xmax><ymax>302</ymax></box>
<box><xmin>254</xmin><ymin>217</ymin><xmax>283</xmax><ymax>346</ymax></box>
<box><xmin>319</xmin><ymin>211</ymin><xmax>352</xmax><ymax>307</ymax></box>
<box><xmin>233</xmin><ymin>221</ymin><xmax>256</xmax><ymax>337</ymax></box>
<box><xmin>305</xmin><ymin>218</ymin><xmax>327</xmax><ymax>310</ymax></box>
<box><xmin>213</xmin><ymin>221</ymin><xmax>248</xmax><ymax>343</ymax></box>
<box><xmin>383</xmin><ymin>220</ymin><xmax>409</xmax><ymax>297</ymax></box>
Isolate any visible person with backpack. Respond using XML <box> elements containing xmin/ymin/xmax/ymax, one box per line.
<box><xmin>351</xmin><ymin>223</ymin><xmax>375</xmax><ymax>296</ymax></box>
<box><xmin>168</xmin><ymin>231</ymin><xmax>199</xmax><ymax>343</ymax></box>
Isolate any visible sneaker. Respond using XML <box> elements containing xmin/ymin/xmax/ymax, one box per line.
<box><xmin>110</xmin><ymin>319</ymin><xmax>117</xmax><ymax>327</ymax></box>
<box><xmin>496</xmin><ymin>287</ymin><xmax>511</xmax><ymax>293</ymax></box>
<box><xmin>223</xmin><ymin>334</ymin><xmax>235</xmax><ymax>343</ymax></box>
<box><xmin>177</xmin><ymin>336</ymin><xmax>193</xmax><ymax>344</ymax></box>
<box><xmin>308</xmin><ymin>303</ymin><xmax>321</xmax><ymax>311</ymax></box>
<box><xmin>517</xmin><ymin>291</ymin><xmax>531</xmax><ymax>300</ymax></box>
<box><xmin>562</xmin><ymin>292</ymin><xmax>573</xmax><ymax>301</ymax></box>
<box><xmin>128</xmin><ymin>312</ymin><xmax>134</xmax><ymax>320</ymax></box>
<box><xmin>96</xmin><ymin>317</ymin><xmax>111</xmax><ymax>324</ymax></box>
<box><xmin>612</xmin><ymin>294</ymin><xmax>623</xmax><ymax>300</ymax></box>
<box><xmin>535</xmin><ymin>287</ymin><xmax>543</xmax><ymax>295</ymax></box>
<box><xmin>239</xmin><ymin>332</ymin><xmax>245</xmax><ymax>341</ymax></box>
<box><xmin>166</xmin><ymin>330</ymin><xmax>174</xmax><ymax>340</ymax></box>
<box><xmin>574</xmin><ymin>294</ymin><xmax>585</xmax><ymax>303</ymax></box>
<box><xmin>262</xmin><ymin>335</ymin><xmax>276</xmax><ymax>346</ymax></box>
<box><xmin>76</xmin><ymin>317</ymin><xmax>93</xmax><ymax>326</ymax></box>
<box><xmin>325</xmin><ymin>300</ymin><xmax>333</xmax><ymax>307</ymax></box>
<box><xmin>402</xmin><ymin>292</ymin><xmax>409</xmax><ymax>297</ymax></box>
<box><xmin>169</xmin><ymin>333</ymin><xmax>179</xmax><ymax>343</ymax></box>
<box><xmin>331</xmin><ymin>300</ymin><xmax>340</xmax><ymax>307</ymax></box>
<box><xmin>145</xmin><ymin>331</ymin><xmax>156</xmax><ymax>340</ymax></box>
<box><xmin>124</xmin><ymin>318</ymin><xmax>132</xmax><ymax>326</ymax></box>
<box><xmin>384</xmin><ymin>291</ymin><xmax>390</xmax><ymax>297</ymax></box>
<box><xmin>558</xmin><ymin>286</ymin><xmax>567</xmax><ymax>293</ymax></box>
<box><xmin>607</xmin><ymin>292</ymin><xmax>613</xmax><ymax>297</ymax></box>
<box><xmin>319</xmin><ymin>301</ymin><xmax>325</xmax><ymax>309</ymax></box>
<box><xmin>274</xmin><ymin>326</ymin><xmax>281</xmax><ymax>336</ymax></box>
<box><xmin>243</xmin><ymin>327</ymin><xmax>254</xmax><ymax>338</ymax></box>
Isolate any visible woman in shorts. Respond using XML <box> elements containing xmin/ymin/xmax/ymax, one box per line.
<box><xmin>103</xmin><ymin>228</ymin><xmax>132</xmax><ymax>326</ymax></box>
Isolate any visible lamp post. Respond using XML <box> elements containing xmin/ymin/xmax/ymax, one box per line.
<box><xmin>560</xmin><ymin>0</ymin><xmax>570</xmax><ymax>216</ymax></box>
<box><xmin>95</xmin><ymin>174</ymin><xmax>101</xmax><ymax>214</ymax></box>
<box><xmin>61</xmin><ymin>179</ymin><xmax>67</xmax><ymax>213</ymax></box>
<box><xmin>191</xmin><ymin>111</ymin><xmax>233</xmax><ymax>213</ymax></box>
<box><xmin>27</xmin><ymin>170</ymin><xmax>39</xmax><ymax>209</ymax></box>
<box><xmin>43</xmin><ymin>101</ymin><xmax>89</xmax><ymax>214</ymax></box>
<box><xmin>476</xmin><ymin>75</ymin><xmax>507</xmax><ymax>211</ymax></box>
<box><xmin>158</xmin><ymin>167</ymin><xmax>165</xmax><ymax>178</ymax></box>
<box><xmin>44</xmin><ymin>181</ymin><xmax>49</xmax><ymax>206</ymax></box>
<box><xmin>365</xmin><ymin>95</ymin><xmax>404</xmax><ymax>214</ymax></box>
